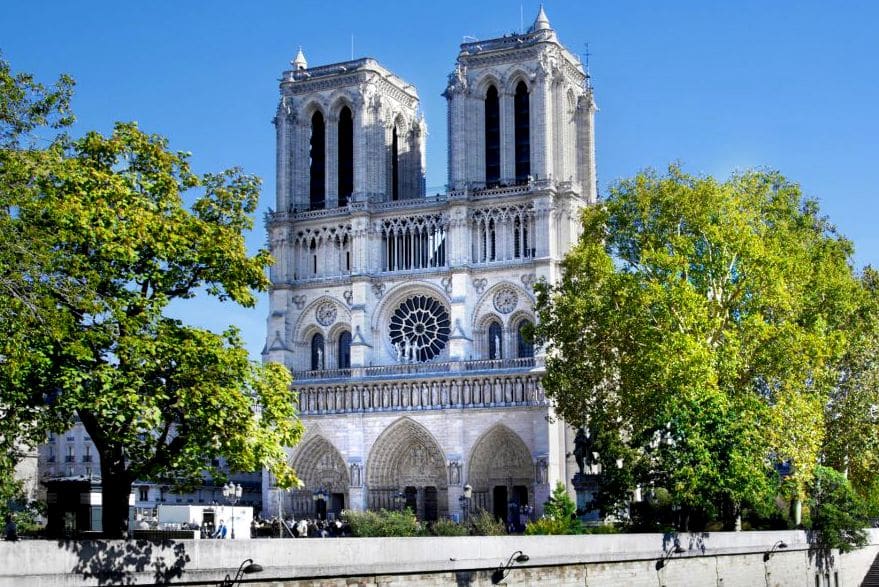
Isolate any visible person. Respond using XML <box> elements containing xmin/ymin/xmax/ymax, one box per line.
<box><xmin>4</xmin><ymin>514</ymin><xmax>18</xmax><ymax>542</ymax></box>
<box><xmin>214</xmin><ymin>519</ymin><xmax>228</xmax><ymax>539</ymax></box>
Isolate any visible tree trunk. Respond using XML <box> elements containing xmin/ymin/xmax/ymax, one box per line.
<box><xmin>99</xmin><ymin>448</ymin><xmax>133</xmax><ymax>539</ymax></box>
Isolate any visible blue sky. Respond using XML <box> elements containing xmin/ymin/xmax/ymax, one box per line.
<box><xmin>5</xmin><ymin>1</ymin><xmax>878</xmax><ymax>359</ymax></box>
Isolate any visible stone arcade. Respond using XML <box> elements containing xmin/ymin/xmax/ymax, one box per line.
<box><xmin>262</xmin><ymin>7</ymin><xmax>597</xmax><ymax>522</ymax></box>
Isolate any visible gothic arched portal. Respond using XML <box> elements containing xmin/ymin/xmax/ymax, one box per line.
<box><xmin>467</xmin><ymin>424</ymin><xmax>533</xmax><ymax>522</ymax></box>
<box><xmin>289</xmin><ymin>435</ymin><xmax>349</xmax><ymax>520</ymax></box>
<box><xmin>366</xmin><ymin>417</ymin><xmax>447</xmax><ymax>520</ymax></box>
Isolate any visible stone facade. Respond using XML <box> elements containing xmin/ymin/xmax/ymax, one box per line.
<box><xmin>263</xmin><ymin>8</ymin><xmax>597</xmax><ymax>521</ymax></box>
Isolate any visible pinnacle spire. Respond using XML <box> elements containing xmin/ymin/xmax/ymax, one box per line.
<box><xmin>292</xmin><ymin>46</ymin><xmax>308</xmax><ymax>70</ymax></box>
<box><xmin>531</xmin><ymin>5</ymin><xmax>551</xmax><ymax>32</ymax></box>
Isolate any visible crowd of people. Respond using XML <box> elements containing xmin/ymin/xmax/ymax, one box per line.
<box><xmin>249</xmin><ymin>516</ymin><xmax>352</xmax><ymax>538</ymax></box>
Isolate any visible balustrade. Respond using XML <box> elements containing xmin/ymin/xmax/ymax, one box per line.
<box><xmin>295</xmin><ymin>372</ymin><xmax>545</xmax><ymax>416</ymax></box>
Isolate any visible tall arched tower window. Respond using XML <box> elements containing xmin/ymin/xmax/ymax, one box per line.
<box><xmin>514</xmin><ymin>81</ymin><xmax>530</xmax><ymax>184</ymax></box>
<box><xmin>309</xmin><ymin>111</ymin><xmax>326</xmax><ymax>210</ymax></box>
<box><xmin>310</xmin><ymin>333</ymin><xmax>325</xmax><ymax>370</ymax></box>
<box><xmin>338</xmin><ymin>106</ymin><xmax>353</xmax><ymax>207</ymax></box>
<box><xmin>516</xmin><ymin>320</ymin><xmax>534</xmax><ymax>358</ymax></box>
<box><xmin>488</xmin><ymin>321</ymin><xmax>503</xmax><ymax>360</ymax></box>
<box><xmin>391</xmin><ymin>125</ymin><xmax>400</xmax><ymax>201</ymax></box>
<box><xmin>337</xmin><ymin>331</ymin><xmax>352</xmax><ymax>369</ymax></box>
<box><xmin>484</xmin><ymin>85</ymin><xmax>500</xmax><ymax>186</ymax></box>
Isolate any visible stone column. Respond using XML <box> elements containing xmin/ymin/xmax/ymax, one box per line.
<box><xmin>501</xmin><ymin>89</ymin><xmax>514</xmax><ymax>182</ymax></box>
<box><xmin>274</xmin><ymin>104</ymin><xmax>291</xmax><ymax>212</ymax></box>
<box><xmin>326</xmin><ymin>111</ymin><xmax>339</xmax><ymax>208</ymax></box>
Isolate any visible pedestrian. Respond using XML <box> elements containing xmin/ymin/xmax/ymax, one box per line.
<box><xmin>213</xmin><ymin>519</ymin><xmax>228</xmax><ymax>539</ymax></box>
<box><xmin>4</xmin><ymin>514</ymin><xmax>18</xmax><ymax>542</ymax></box>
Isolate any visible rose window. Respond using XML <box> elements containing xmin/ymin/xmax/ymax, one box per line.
<box><xmin>388</xmin><ymin>295</ymin><xmax>451</xmax><ymax>362</ymax></box>
<box><xmin>493</xmin><ymin>287</ymin><xmax>518</xmax><ymax>314</ymax></box>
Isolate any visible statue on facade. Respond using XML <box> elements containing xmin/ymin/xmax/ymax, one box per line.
<box><xmin>404</xmin><ymin>338</ymin><xmax>413</xmax><ymax>363</ymax></box>
<box><xmin>494</xmin><ymin>335</ymin><xmax>502</xmax><ymax>359</ymax></box>
<box><xmin>394</xmin><ymin>341</ymin><xmax>404</xmax><ymax>363</ymax></box>
<box><xmin>448</xmin><ymin>461</ymin><xmax>461</xmax><ymax>485</ymax></box>
<box><xmin>409</xmin><ymin>339</ymin><xmax>418</xmax><ymax>362</ymax></box>
<box><xmin>316</xmin><ymin>348</ymin><xmax>324</xmax><ymax>370</ymax></box>
<box><xmin>573</xmin><ymin>428</ymin><xmax>594</xmax><ymax>475</ymax></box>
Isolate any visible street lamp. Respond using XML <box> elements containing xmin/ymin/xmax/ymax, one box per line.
<box><xmin>491</xmin><ymin>550</ymin><xmax>530</xmax><ymax>584</ymax></box>
<box><xmin>763</xmin><ymin>540</ymin><xmax>788</xmax><ymax>562</ymax></box>
<box><xmin>220</xmin><ymin>558</ymin><xmax>263</xmax><ymax>587</ymax></box>
<box><xmin>223</xmin><ymin>482</ymin><xmax>243</xmax><ymax>539</ymax></box>
<box><xmin>458</xmin><ymin>484</ymin><xmax>472</xmax><ymax>521</ymax></box>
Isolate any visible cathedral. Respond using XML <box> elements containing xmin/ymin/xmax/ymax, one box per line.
<box><xmin>262</xmin><ymin>7</ymin><xmax>597</xmax><ymax>522</ymax></box>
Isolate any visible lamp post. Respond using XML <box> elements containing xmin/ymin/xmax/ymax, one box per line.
<box><xmin>220</xmin><ymin>558</ymin><xmax>263</xmax><ymax>587</ymax></box>
<box><xmin>491</xmin><ymin>550</ymin><xmax>530</xmax><ymax>584</ymax></box>
<box><xmin>458</xmin><ymin>484</ymin><xmax>472</xmax><ymax>521</ymax></box>
<box><xmin>223</xmin><ymin>482</ymin><xmax>242</xmax><ymax>539</ymax></box>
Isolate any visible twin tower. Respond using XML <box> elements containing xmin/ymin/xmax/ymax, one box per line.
<box><xmin>263</xmin><ymin>8</ymin><xmax>598</xmax><ymax>521</ymax></box>
<box><xmin>272</xmin><ymin>6</ymin><xmax>597</xmax><ymax>214</ymax></box>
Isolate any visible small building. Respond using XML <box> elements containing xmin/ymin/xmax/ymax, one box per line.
<box><xmin>44</xmin><ymin>476</ymin><xmax>134</xmax><ymax>538</ymax></box>
<box><xmin>157</xmin><ymin>504</ymin><xmax>253</xmax><ymax>539</ymax></box>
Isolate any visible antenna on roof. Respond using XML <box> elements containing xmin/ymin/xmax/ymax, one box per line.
<box><xmin>520</xmin><ymin>3</ymin><xmax>524</xmax><ymax>34</ymax></box>
<box><xmin>351</xmin><ymin>35</ymin><xmax>354</xmax><ymax>60</ymax></box>
<box><xmin>583</xmin><ymin>42</ymin><xmax>592</xmax><ymax>73</ymax></box>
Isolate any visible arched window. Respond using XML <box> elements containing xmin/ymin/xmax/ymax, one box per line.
<box><xmin>484</xmin><ymin>85</ymin><xmax>500</xmax><ymax>186</ymax></box>
<box><xmin>338</xmin><ymin>106</ymin><xmax>353</xmax><ymax>206</ymax></box>
<box><xmin>488</xmin><ymin>321</ymin><xmax>503</xmax><ymax>360</ymax></box>
<box><xmin>391</xmin><ymin>125</ymin><xmax>400</xmax><ymax>201</ymax></box>
<box><xmin>309</xmin><ymin>111</ymin><xmax>326</xmax><ymax>210</ymax></box>
<box><xmin>337</xmin><ymin>331</ymin><xmax>352</xmax><ymax>369</ymax></box>
<box><xmin>514</xmin><ymin>81</ymin><xmax>530</xmax><ymax>184</ymax></box>
<box><xmin>310</xmin><ymin>333</ymin><xmax>325</xmax><ymax>370</ymax></box>
<box><xmin>517</xmin><ymin>320</ymin><xmax>534</xmax><ymax>358</ymax></box>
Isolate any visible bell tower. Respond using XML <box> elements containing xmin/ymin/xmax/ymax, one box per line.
<box><xmin>444</xmin><ymin>7</ymin><xmax>597</xmax><ymax>202</ymax></box>
<box><xmin>273</xmin><ymin>52</ymin><xmax>426</xmax><ymax>213</ymax></box>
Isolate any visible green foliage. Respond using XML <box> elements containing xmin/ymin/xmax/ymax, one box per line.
<box><xmin>808</xmin><ymin>466</ymin><xmax>868</xmax><ymax>553</ymax></box>
<box><xmin>342</xmin><ymin>508</ymin><xmax>423</xmax><ymax>537</ymax></box>
<box><xmin>0</xmin><ymin>57</ymin><xmax>303</xmax><ymax>537</ymax></box>
<box><xmin>525</xmin><ymin>482</ymin><xmax>583</xmax><ymax>535</ymax></box>
<box><xmin>534</xmin><ymin>165</ymin><xmax>868</xmax><ymax>527</ymax></box>
<box><xmin>430</xmin><ymin>517</ymin><xmax>470</xmax><ymax>536</ymax></box>
<box><xmin>468</xmin><ymin>509</ymin><xmax>507</xmax><ymax>536</ymax></box>
<box><xmin>581</xmin><ymin>523</ymin><xmax>620</xmax><ymax>534</ymax></box>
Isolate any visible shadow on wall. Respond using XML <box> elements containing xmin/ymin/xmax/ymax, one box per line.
<box><xmin>56</xmin><ymin>539</ymin><xmax>190</xmax><ymax>586</ymax></box>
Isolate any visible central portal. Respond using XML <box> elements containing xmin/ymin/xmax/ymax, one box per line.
<box><xmin>367</xmin><ymin>418</ymin><xmax>448</xmax><ymax>520</ymax></box>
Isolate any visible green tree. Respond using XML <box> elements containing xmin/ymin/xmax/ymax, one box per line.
<box><xmin>823</xmin><ymin>268</ymin><xmax>879</xmax><ymax>504</ymax></box>
<box><xmin>534</xmin><ymin>166</ymin><xmax>865</xmax><ymax>529</ymax></box>
<box><xmin>525</xmin><ymin>481</ymin><xmax>583</xmax><ymax>535</ymax></box>
<box><xmin>0</xmin><ymin>54</ymin><xmax>77</xmax><ymax>493</ymax></box>
<box><xmin>0</xmin><ymin>58</ymin><xmax>303</xmax><ymax>537</ymax></box>
<box><xmin>808</xmin><ymin>466</ymin><xmax>868</xmax><ymax>553</ymax></box>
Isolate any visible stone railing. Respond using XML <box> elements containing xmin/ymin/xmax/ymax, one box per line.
<box><xmin>296</xmin><ymin>372</ymin><xmax>546</xmax><ymax>415</ymax></box>
<box><xmin>292</xmin><ymin>357</ymin><xmax>538</xmax><ymax>382</ymax></box>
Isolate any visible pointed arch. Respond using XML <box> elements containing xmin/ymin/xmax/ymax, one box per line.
<box><xmin>290</xmin><ymin>435</ymin><xmax>350</xmax><ymax>493</ymax></box>
<box><xmin>337</xmin><ymin>104</ymin><xmax>354</xmax><ymax>206</ymax></box>
<box><xmin>309</xmin><ymin>110</ymin><xmax>326</xmax><ymax>209</ymax></box>
<box><xmin>467</xmin><ymin>423</ymin><xmax>533</xmax><ymax>495</ymax></box>
<box><xmin>485</xmin><ymin>84</ymin><xmax>500</xmax><ymax>186</ymax></box>
<box><xmin>514</xmin><ymin>80</ymin><xmax>530</xmax><ymax>183</ymax></box>
<box><xmin>366</xmin><ymin>417</ymin><xmax>447</xmax><ymax>519</ymax></box>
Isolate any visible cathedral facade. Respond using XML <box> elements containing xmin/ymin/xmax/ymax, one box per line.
<box><xmin>262</xmin><ymin>8</ymin><xmax>597</xmax><ymax>522</ymax></box>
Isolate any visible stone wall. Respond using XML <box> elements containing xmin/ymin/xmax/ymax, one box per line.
<box><xmin>1</xmin><ymin>530</ymin><xmax>877</xmax><ymax>586</ymax></box>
